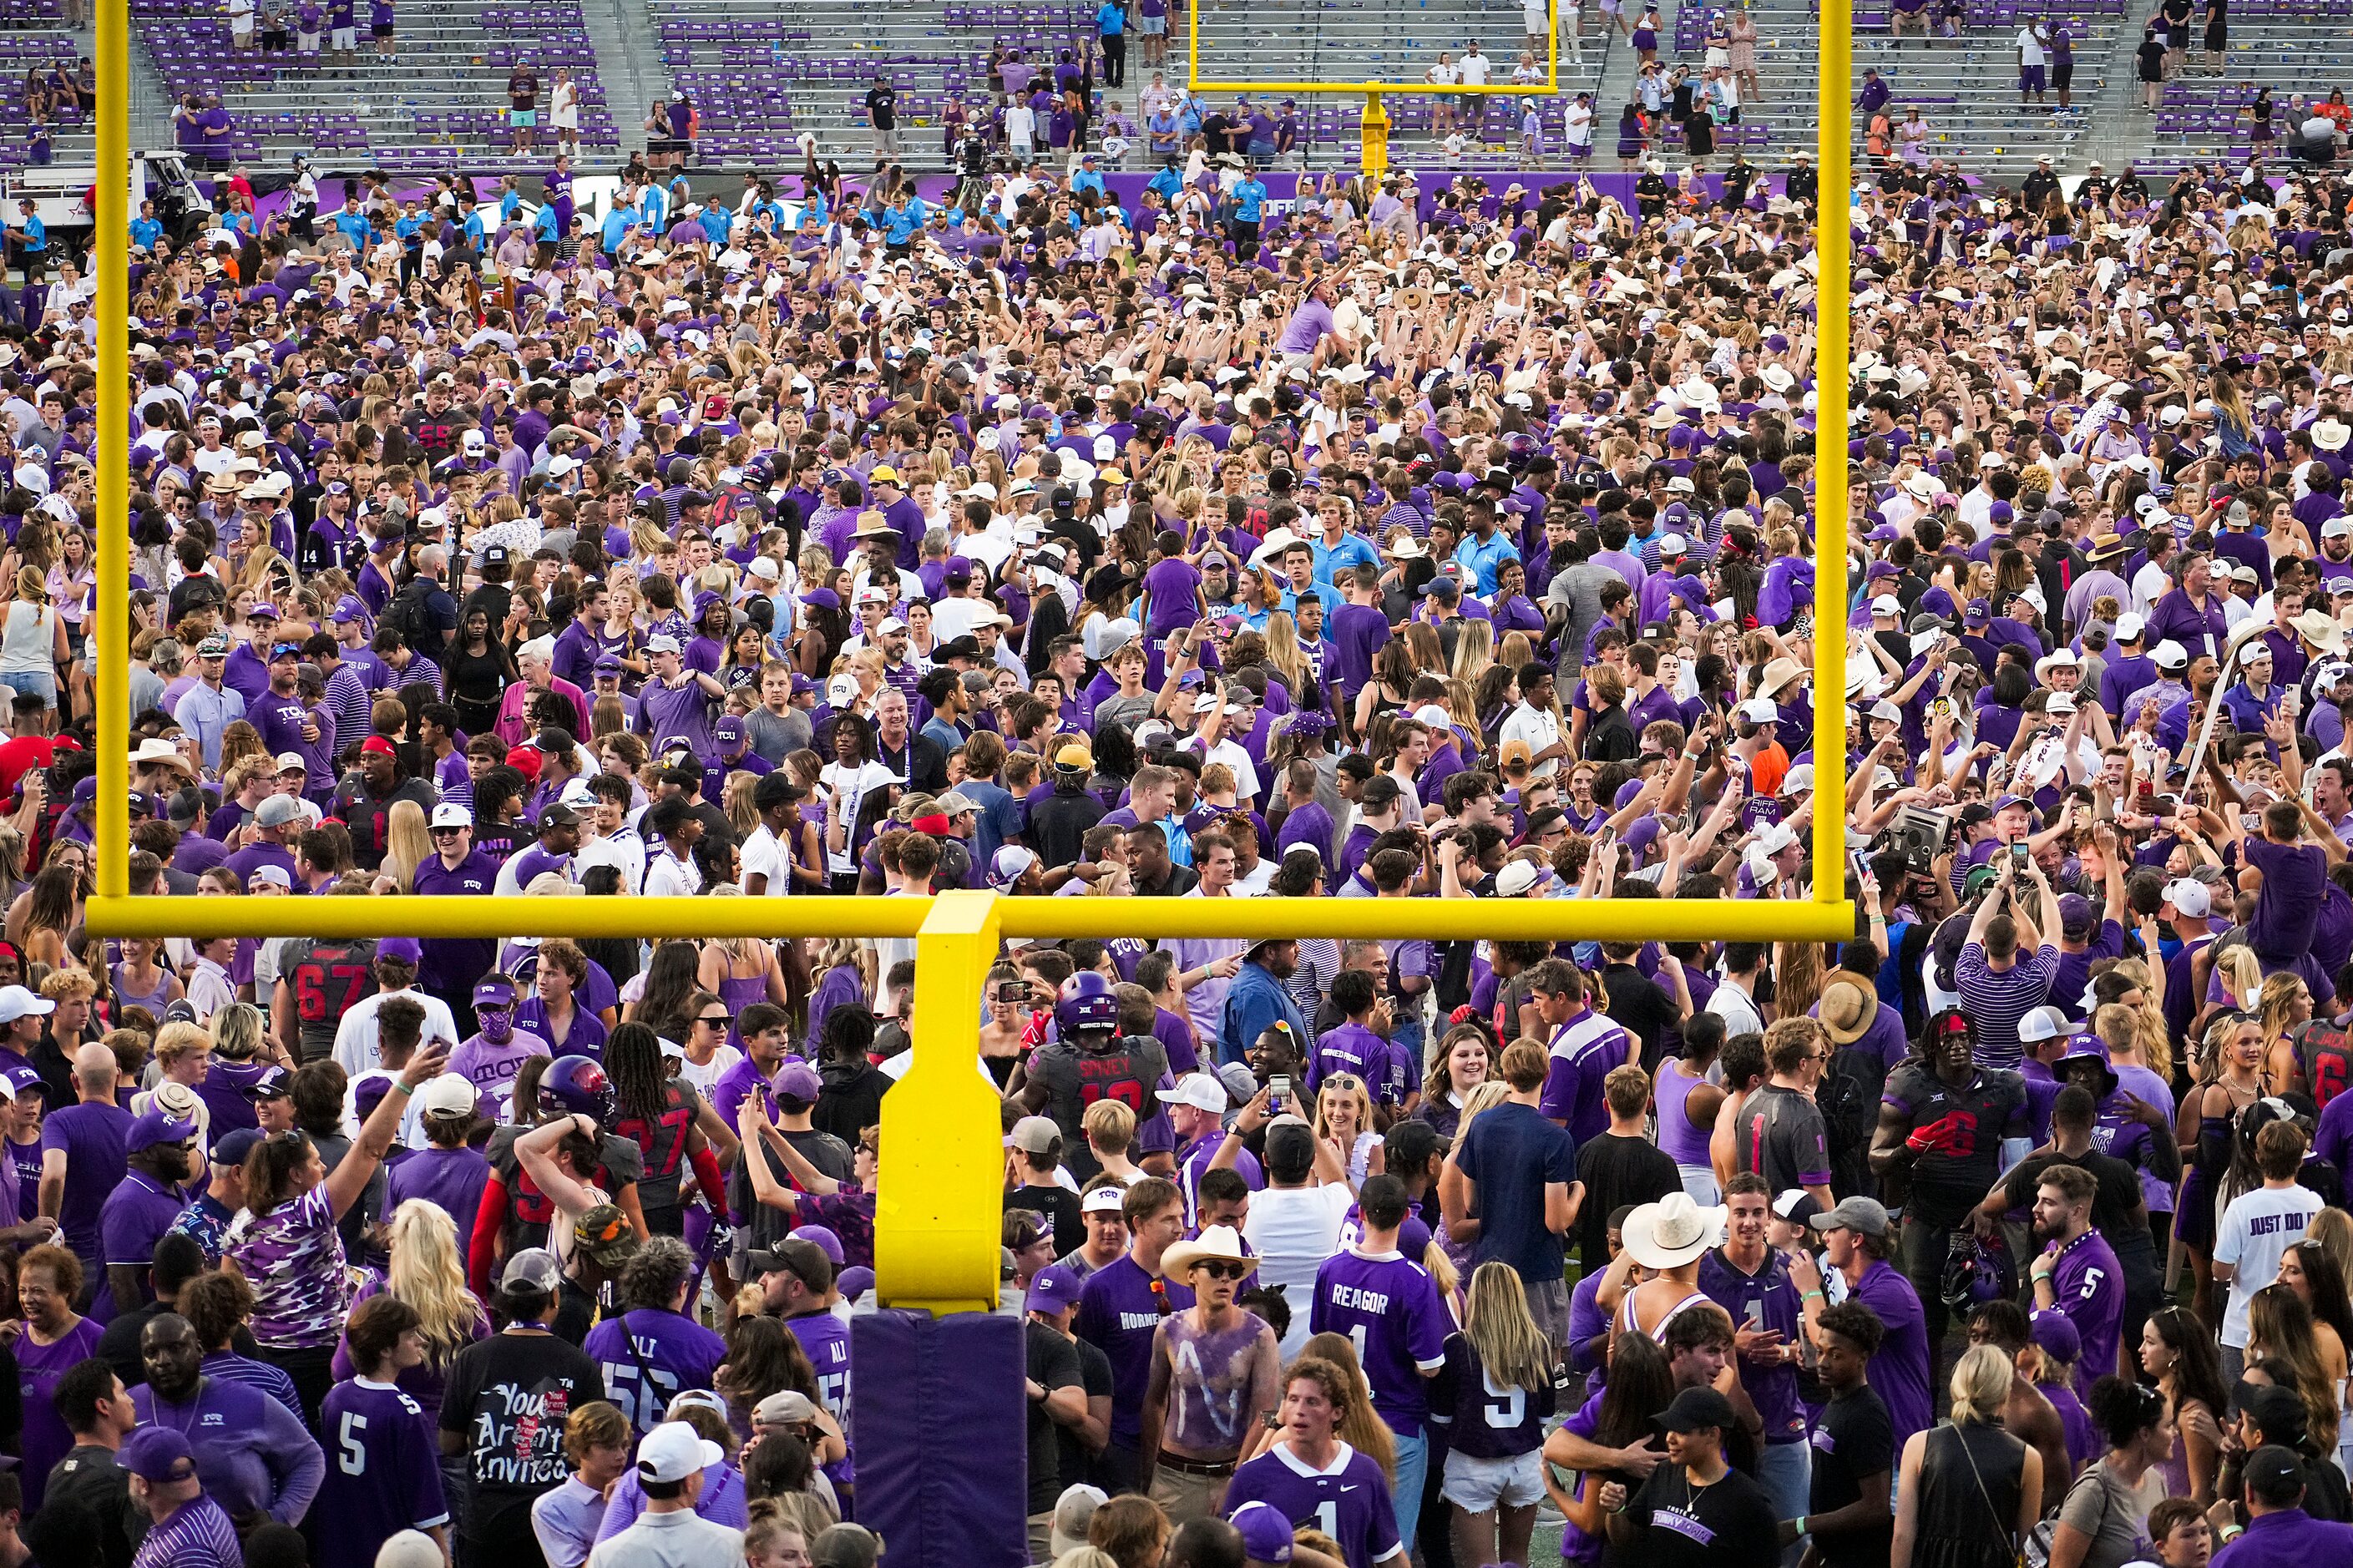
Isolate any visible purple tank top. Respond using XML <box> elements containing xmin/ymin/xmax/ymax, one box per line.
<box><xmin>719</xmin><ymin>972</ymin><xmax>767</xmax><ymax>1050</ymax></box>
<box><xmin>1654</xmin><ymin>1060</ymin><xmax>1715</xmax><ymax>1166</ymax></box>
<box><xmin>112</xmin><ymin>962</ymin><xmax>175</xmax><ymax>1016</ymax></box>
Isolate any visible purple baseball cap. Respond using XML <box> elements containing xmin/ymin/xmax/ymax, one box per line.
<box><xmin>2028</xmin><ymin>1308</ymin><xmax>2081</xmax><ymax>1364</ymax></box>
<box><xmin>377</xmin><ymin>937</ymin><xmax>423</xmax><ymax>964</ymax></box>
<box><xmin>1025</xmin><ymin>1264</ymin><xmax>1085</xmax><ymax>1316</ymax></box>
<box><xmin>125</xmin><ymin>1106</ymin><xmax>199</xmax><ymax>1153</ymax></box>
<box><xmin>790</xmin><ymin>1225</ymin><xmax>846</xmax><ymax>1265</ymax></box>
<box><xmin>771</xmin><ymin>1058</ymin><xmax>823</xmax><ymax>1104</ymax></box>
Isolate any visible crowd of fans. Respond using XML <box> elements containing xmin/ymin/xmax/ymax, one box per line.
<box><xmin>20</xmin><ymin>34</ymin><xmax>2353</xmax><ymax>1568</ymax></box>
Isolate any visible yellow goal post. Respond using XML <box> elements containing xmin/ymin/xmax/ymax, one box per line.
<box><xmin>86</xmin><ymin>0</ymin><xmax>1852</xmax><ymax>1308</ymax></box>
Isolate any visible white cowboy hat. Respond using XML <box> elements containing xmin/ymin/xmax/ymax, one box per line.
<box><xmin>2316</xmin><ymin>418</ymin><xmax>2351</xmax><ymax>453</ymax></box>
<box><xmin>1622</xmin><ymin>1192</ymin><xmax>1728</xmax><ymax>1271</ymax></box>
<box><xmin>1161</xmin><ymin>1224</ymin><xmax>1253</xmax><ymax>1277</ymax></box>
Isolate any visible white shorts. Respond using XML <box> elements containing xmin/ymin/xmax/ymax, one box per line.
<box><xmin>330</xmin><ymin>25</ymin><xmax>356</xmax><ymax>48</ymax></box>
<box><xmin>1677</xmin><ymin>1163</ymin><xmax>1722</xmax><ymax>1206</ymax></box>
<box><xmin>1441</xmin><ymin>1448</ymin><xmax>1545</xmax><ymax>1512</ymax></box>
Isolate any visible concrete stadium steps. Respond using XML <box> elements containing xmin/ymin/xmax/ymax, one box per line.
<box><xmin>129</xmin><ymin>0</ymin><xmax>621</xmax><ymax>173</ymax></box>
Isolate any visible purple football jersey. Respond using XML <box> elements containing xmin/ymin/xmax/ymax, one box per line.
<box><xmin>382</xmin><ymin>1146</ymin><xmax>493</xmax><ymax>1258</ymax></box>
<box><xmin>583</xmin><ymin>1307</ymin><xmax>726</xmax><ymax>1437</ymax></box>
<box><xmin>40</xmin><ymin>1101</ymin><xmax>129</xmax><ymax>1268</ymax></box>
<box><xmin>1305</xmin><ymin>1251</ymin><xmax>1450</xmax><ymax>1436</ymax></box>
<box><xmin>314</xmin><ymin>1378</ymin><xmax>450</xmax><ymax>1568</ymax></box>
<box><xmin>782</xmin><ymin>1308</ymin><xmax>856</xmax><ymax>1486</ymax></box>
<box><xmin>2047</xmin><ymin>1228</ymin><xmax>2124</xmax><ymax>1394</ymax></box>
<box><xmin>1223</xmin><ymin>1440</ymin><xmax>1404</xmax><ymax>1568</ymax></box>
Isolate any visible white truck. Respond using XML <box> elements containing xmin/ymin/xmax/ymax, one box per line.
<box><xmin>0</xmin><ymin>149</ymin><xmax>205</xmax><ymax>256</ymax></box>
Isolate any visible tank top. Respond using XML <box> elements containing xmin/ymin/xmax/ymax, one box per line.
<box><xmin>0</xmin><ymin>604</ymin><xmax>52</xmax><ymax>675</ymax></box>
<box><xmin>1618</xmin><ymin>1283</ymin><xmax>1714</xmax><ymax>1341</ymax></box>
<box><xmin>1655</xmin><ymin>1060</ymin><xmax>1716</xmax><ymax>1166</ymax></box>
<box><xmin>110</xmin><ymin>961</ymin><xmax>177</xmax><ymax>1018</ymax></box>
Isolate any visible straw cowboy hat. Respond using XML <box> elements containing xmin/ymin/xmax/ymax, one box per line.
<box><xmin>1817</xmin><ymin>978</ymin><xmax>1875</xmax><ymax>1046</ymax></box>
<box><xmin>1161</xmin><ymin>1225</ymin><xmax>1253</xmax><ymax>1278</ymax></box>
<box><xmin>1757</xmin><ymin>657</ymin><xmax>1806</xmax><ymax>700</ymax></box>
<box><xmin>1622</xmin><ymin>1192</ymin><xmax>1728</xmax><ymax>1271</ymax></box>
<box><xmin>2290</xmin><ymin>609</ymin><xmax>2347</xmax><ymax>657</ymax></box>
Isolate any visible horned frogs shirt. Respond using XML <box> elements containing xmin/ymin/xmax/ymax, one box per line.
<box><xmin>439</xmin><ymin>1329</ymin><xmax>602</xmax><ymax>1551</ymax></box>
<box><xmin>1622</xmin><ymin>1459</ymin><xmax>1778</xmax><ymax>1567</ymax></box>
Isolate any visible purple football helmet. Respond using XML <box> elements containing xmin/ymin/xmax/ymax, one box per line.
<box><xmin>1055</xmin><ymin>971</ymin><xmax>1121</xmax><ymax>1037</ymax></box>
<box><xmin>539</xmin><ymin>1055</ymin><xmax>616</xmax><ymax>1123</ymax></box>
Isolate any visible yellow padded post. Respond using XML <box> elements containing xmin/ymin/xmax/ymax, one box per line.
<box><xmin>874</xmin><ymin>889</ymin><xmax>1010</xmax><ymax>1312</ymax></box>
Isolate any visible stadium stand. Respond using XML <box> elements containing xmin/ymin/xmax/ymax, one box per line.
<box><xmin>129</xmin><ymin>0</ymin><xmax>620</xmax><ymax>170</ymax></box>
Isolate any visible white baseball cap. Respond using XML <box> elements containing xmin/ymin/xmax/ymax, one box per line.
<box><xmin>635</xmin><ymin>1421</ymin><xmax>723</xmax><ymax>1484</ymax></box>
<box><xmin>1155</xmin><ymin>1073</ymin><xmax>1228</xmax><ymax>1114</ymax></box>
<box><xmin>2162</xmin><ymin>878</ymin><xmax>2212</xmax><ymax>918</ymax></box>
<box><xmin>429</xmin><ymin>802</ymin><xmax>473</xmax><ymax>829</ymax></box>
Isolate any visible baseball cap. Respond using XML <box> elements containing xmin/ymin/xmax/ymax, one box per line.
<box><xmin>1652</xmin><ymin>1386</ymin><xmax>1739</xmax><ymax>1434</ymax></box>
<box><xmin>752</xmin><ymin>1390</ymin><xmax>821</xmax><ymax>1426</ymax></box>
<box><xmin>1081</xmin><ymin>1185</ymin><xmax>1126</xmax><ymax>1216</ymax></box>
<box><xmin>1808</xmin><ymin>1195</ymin><xmax>1891</xmax><ymax>1239</ymax></box>
<box><xmin>2242</xmin><ymin>1444</ymin><xmax>2310</xmax><ymax>1505</ymax></box>
<box><xmin>1230</xmin><ymin>1500</ymin><xmax>1294</xmax><ymax>1563</ymax></box>
<box><xmin>125</xmin><ymin>1105</ymin><xmax>199</xmax><ymax>1153</ymax></box>
<box><xmin>377</xmin><ymin>936</ymin><xmax>423</xmax><ymax>964</ymax></box>
<box><xmin>118</xmin><ymin>1426</ymin><xmax>198</xmax><ymax>1483</ymax></box>
<box><xmin>1025</xmin><ymin>1264</ymin><xmax>1085</xmax><ymax>1316</ymax></box>
<box><xmin>413</xmin><ymin>1075</ymin><xmax>478</xmax><ymax>1119</ymax></box>
<box><xmin>1771</xmin><ymin>1189</ymin><xmax>1824</xmax><ymax>1227</ymax></box>
<box><xmin>771</xmin><ymin>1058</ymin><xmax>823</xmax><ymax>1105</ymax></box>
<box><xmin>373</xmin><ymin>1534</ymin><xmax>445</xmax><ymax>1568</ymax></box>
<box><xmin>2028</xmin><ymin>1308</ymin><xmax>2082</xmax><ymax>1364</ymax></box>
<box><xmin>499</xmin><ymin>1247</ymin><xmax>564</xmax><ymax>1293</ymax></box>
<box><xmin>241</xmin><ymin>1066</ymin><xmax>292</xmax><ymax>1102</ymax></box>
<box><xmin>1156</xmin><ymin>1073</ymin><xmax>1228</xmax><ymax>1113</ymax></box>
<box><xmin>989</xmin><ymin>845</ymin><xmax>1040</xmax><ymax>890</ymax></box>
<box><xmin>272</xmin><ymin>751</ymin><xmax>308</xmax><ymax>773</ymax></box>
<box><xmin>0</xmin><ymin>985</ymin><xmax>53</xmax><ymax>1024</ymax></box>
<box><xmin>255</xmin><ymin>796</ymin><xmax>304</xmax><ymax>829</ymax></box>
<box><xmin>1010</xmin><ymin>1115</ymin><xmax>1063</xmax><ymax>1153</ymax></box>
<box><xmin>212</xmin><ymin>1125</ymin><xmax>264</xmax><ymax>1169</ymax></box>
<box><xmin>430</xmin><ymin>802</ymin><xmax>473</xmax><ymax>829</ymax></box>
<box><xmin>2162</xmin><ymin>878</ymin><xmax>2213</xmax><ymax>918</ymax></box>
<box><xmin>791</xmin><ymin>1225</ymin><xmax>846</xmax><ymax>1265</ymax></box>
<box><xmin>635</xmin><ymin>1420</ymin><xmax>724</xmax><ymax>1484</ymax></box>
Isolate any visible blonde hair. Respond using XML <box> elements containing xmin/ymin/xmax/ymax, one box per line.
<box><xmin>210</xmin><ymin>1002</ymin><xmax>264</xmax><ymax>1062</ymax></box>
<box><xmin>382</xmin><ymin>797</ymin><xmax>433</xmax><ymax>894</ymax></box>
<box><xmin>1081</xmin><ymin>1097</ymin><xmax>1136</xmax><ymax>1155</ymax></box>
<box><xmin>386</xmin><ymin>1199</ymin><xmax>490</xmax><ymax>1368</ymax></box>
<box><xmin>153</xmin><ymin>1019</ymin><xmax>212</xmax><ymax>1064</ymax></box>
<box><xmin>1313</xmin><ymin>1074</ymin><xmax>1374</xmax><ymax>1145</ymax></box>
<box><xmin>1298</xmin><ymin>1332</ymin><xmax>1399</xmax><ymax>1482</ymax></box>
<box><xmin>1949</xmin><ymin>1343</ymin><xmax>2012</xmax><ymax>1425</ymax></box>
<box><xmin>2217</xmin><ymin>945</ymin><xmax>2264</xmax><ymax>1011</ymax></box>
<box><xmin>1452</xmin><ymin>1079</ymin><xmax>1513</xmax><ymax>1145</ymax></box>
<box><xmin>1464</xmin><ymin>1262</ymin><xmax>1553</xmax><ymax>1394</ymax></box>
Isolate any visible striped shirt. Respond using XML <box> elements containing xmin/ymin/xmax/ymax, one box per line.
<box><xmin>200</xmin><ymin>1349</ymin><xmax>303</xmax><ymax>1419</ymax></box>
<box><xmin>1952</xmin><ymin>941</ymin><xmax>2058</xmax><ymax>1070</ymax></box>
<box><xmin>132</xmin><ymin>1494</ymin><xmax>242</xmax><ymax>1568</ymax></box>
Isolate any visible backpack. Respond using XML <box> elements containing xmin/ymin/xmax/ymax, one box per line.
<box><xmin>1818</xmin><ymin>1044</ymin><xmax>1887</xmax><ymax>1201</ymax></box>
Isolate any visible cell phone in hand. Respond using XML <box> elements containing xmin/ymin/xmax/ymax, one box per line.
<box><xmin>2011</xmin><ymin>842</ymin><xmax>2032</xmax><ymax>869</ymax></box>
<box><xmin>1269</xmin><ymin>1075</ymin><xmax>1291</xmax><ymax>1116</ymax></box>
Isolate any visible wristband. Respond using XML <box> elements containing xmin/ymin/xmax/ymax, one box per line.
<box><xmin>1794</xmin><ymin>1517</ymin><xmax>1809</xmax><ymax>1539</ymax></box>
<box><xmin>394</xmin><ymin>1080</ymin><xmax>416</xmax><ymax>1095</ymax></box>
<box><xmin>2217</xmin><ymin>1526</ymin><xmax>2242</xmax><ymax>1543</ymax></box>
<box><xmin>1801</xmin><ymin>1289</ymin><xmax>1824</xmax><ymax>1301</ymax></box>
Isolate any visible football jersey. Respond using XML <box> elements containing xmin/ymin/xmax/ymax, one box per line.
<box><xmin>582</xmin><ymin>1307</ymin><xmax>726</xmax><ymax>1439</ymax></box>
<box><xmin>281</xmin><ymin>937</ymin><xmax>379</xmax><ymax>1064</ymax></box>
<box><xmin>1426</xmin><ymin>1333</ymin><xmax>1555</xmax><ymax>1459</ymax></box>
<box><xmin>784</xmin><ymin>1308</ymin><xmax>855</xmax><ymax>1488</ymax></box>
<box><xmin>1306</xmin><ymin>1250</ymin><xmax>1450</xmax><ymax>1437</ymax></box>
<box><xmin>315</xmin><ymin>1378</ymin><xmax>450</xmax><ymax>1568</ymax></box>
<box><xmin>1222</xmin><ymin>1440</ymin><xmax>1404</xmax><ymax>1568</ymax></box>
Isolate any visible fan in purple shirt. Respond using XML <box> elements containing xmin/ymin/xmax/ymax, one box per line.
<box><xmin>315</xmin><ymin>1295</ymin><xmax>452</xmax><ymax>1568</ymax></box>
<box><xmin>581</xmin><ymin>1237</ymin><xmax>727</xmax><ymax>1439</ymax></box>
<box><xmin>41</xmin><ymin>1050</ymin><xmax>131</xmax><ymax>1291</ymax></box>
<box><xmin>98</xmin><ymin>1105</ymin><xmax>200</xmax><ymax>1320</ymax></box>
<box><xmin>1074</xmin><ymin>1178</ymin><xmax>1197</xmax><ymax>1482</ymax></box>
<box><xmin>2027</xmin><ymin>1164</ymin><xmax>2124</xmax><ymax>1395</ymax></box>
<box><xmin>1223</xmin><ymin>1354</ymin><xmax>1405</xmax><ymax>1568</ymax></box>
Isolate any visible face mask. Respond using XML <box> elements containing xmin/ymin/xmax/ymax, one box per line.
<box><xmin>479</xmin><ymin>1009</ymin><xmax>514</xmax><ymax>1044</ymax></box>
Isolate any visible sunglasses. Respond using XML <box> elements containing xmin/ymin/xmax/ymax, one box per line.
<box><xmin>1195</xmin><ymin>1261</ymin><xmax>1250</xmax><ymax>1282</ymax></box>
<box><xmin>697</xmin><ymin>1014</ymin><xmax>732</xmax><ymax>1027</ymax></box>
<box><xmin>431</xmin><ymin>826</ymin><xmax>465</xmax><ymax>837</ymax></box>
